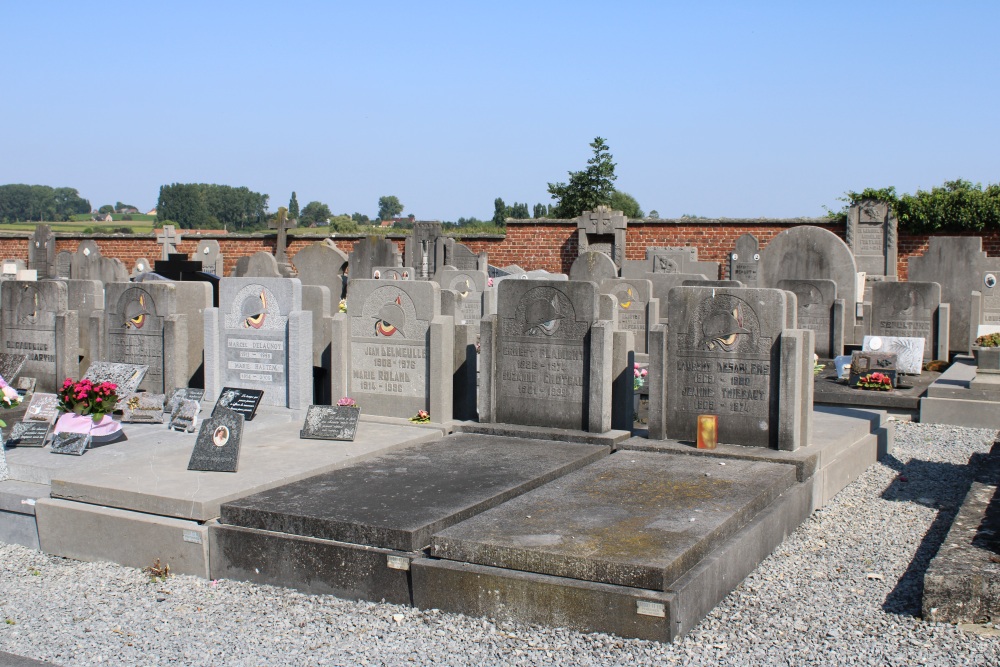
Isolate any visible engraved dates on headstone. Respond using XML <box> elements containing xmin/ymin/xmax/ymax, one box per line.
<box><xmin>224</xmin><ymin>283</ymin><xmax>287</xmax><ymax>394</ymax></box>
<box><xmin>24</xmin><ymin>392</ymin><xmax>59</xmax><ymax>424</ymax></box>
<box><xmin>1</xmin><ymin>282</ymin><xmax>63</xmax><ymax>389</ymax></box>
<box><xmin>350</xmin><ymin>285</ymin><xmax>429</xmax><ymax>400</ymax></box>
<box><xmin>107</xmin><ymin>287</ymin><xmax>165</xmax><ymax>392</ymax></box>
<box><xmin>187</xmin><ymin>406</ymin><xmax>244</xmax><ymax>473</ymax></box>
<box><xmin>5</xmin><ymin>421</ymin><xmax>50</xmax><ymax>448</ymax></box>
<box><xmin>213</xmin><ymin>387</ymin><xmax>263</xmax><ymax>422</ymax></box>
<box><xmin>299</xmin><ymin>405</ymin><xmax>361</xmax><ymax>441</ymax></box>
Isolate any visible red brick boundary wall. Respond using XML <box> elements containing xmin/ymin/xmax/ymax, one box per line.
<box><xmin>2</xmin><ymin>219</ymin><xmax>999</xmax><ymax>281</ymax></box>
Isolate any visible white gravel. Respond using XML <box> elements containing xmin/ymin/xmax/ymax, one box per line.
<box><xmin>1</xmin><ymin>421</ymin><xmax>999</xmax><ymax>666</ymax></box>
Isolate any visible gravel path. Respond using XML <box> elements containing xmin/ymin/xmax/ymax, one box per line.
<box><xmin>1</xmin><ymin>421</ymin><xmax>999</xmax><ymax>666</ymax></box>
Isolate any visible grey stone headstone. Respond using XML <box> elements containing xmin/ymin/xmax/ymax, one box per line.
<box><xmin>66</xmin><ymin>278</ymin><xmax>105</xmax><ymax>371</ymax></box>
<box><xmin>299</xmin><ymin>405</ymin><xmax>361</xmax><ymax>441</ymax></box>
<box><xmin>293</xmin><ymin>241</ymin><xmax>349</xmax><ymax>300</ymax></box>
<box><xmin>205</xmin><ymin>277</ymin><xmax>311</xmax><ymax>409</ymax></box>
<box><xmin>0</xmin><ymin>353</ymin><xmax>27</xmax><ymax>384</ymax></box>
<box><xmin>120</xmin><ymin>392</ymin><xmax>166</xmax><ymax>423</ymax></box>
<box><xmin>195</xmin><ymin>240</ymin><xmax>224</xmax><ymax>275</ymax></box>
<box><xmin>661</xmin><ymin>286</ymin><xmax>812</xmax><ymax>450</ymax></box>
<box><xmin>28</xmin><ymin>225</ymin><xmax>56</xmax><ymax>279</ymax></box>
<box><xmin>50</xmin><ymin>431</ymin><xmax>91</xmax><ymax>456</ymax></box>
<box><xmin>131</xmin><ymin>258</ymin><xmax>152</xmax><ymax>279</ymax></box>
<box><xmin>863</xmin><ymin>335</ymin><xmax>924</xmax><ymax>375</ymax></box>
<box><xmin>979</xmin><ymin>269</ymin><xmax>1000</xmax><ymax>328</ymax></box>
<box><xmin>157</xmin><ymin>225</ymin><xmax>182</xmax><ymax>260</ymax></box>
<box><xmin>439</xmin><ymin>268</ymin><xmax>487</xmax><ymax>326</ymax></box>
<box><xmin>778</xmin><ymin>279</ymin><xmax>837</xmax><ymax>358</ymax></box>
<box><xmin>0</xmin><ymin>281</ymin><xmax>77</xmax><ymax>391</ymax></box>
<box><xmin>444</xmin><ymin>239</ymin><xmax>486</xmax><ymax>271</ymax></box>
<box><xmin>82</xmin><ymin>361</ymin><xmax>148</xmax><ymax>395</ymax></box>
<box><xmin>601</xmin><ymin>279</ymin><xmax>655</xmax><ymax>354</ymax></box>
<box><xmin>104</xmin><ymin>285</ymin><xmax>169</xmax><ymax>393</ymax></box>
<box><xmin>55</xmin><ymin>251</ymin><xmax>72</xmax><ymax>279</ymax></box>
<box><xmin>168</xmin><ymin>398</ymin><xmax>200</xmax><ymax>433</ymax></box>
<box><xmin>729</xmin><ymin>234</ymin><xmax>761</xmax><ymax>287</ymax></box>
<box><xmin>871</xmin><ymin>282</ymin><xmax>942</xmax><ymax>360</ymax></box>
<box><xmin>644</xmin><ymin>273</ymin><xmax>710</xmax><ymax>321</ymax></box>
<box><xmin>5</xmin><ymin>420</ymin><xmax>50</xmax><ymax>448</ymax></box>
<box><xmin>71</xmin><ymin>240</ymin><xmax>129</xmax><ymax>284</ymax></box>
<box><xmin>576</xmin><ymin>206</ymin><xmax>627</xmax><ymax>267</ymax></box>
<box><xmin>335</xmin><ymin>279</ymin><xmax>449</xmax><ymax>420</ymax></box>
<box><xmin>847</xmin><ymin>200</ymin><xmax>897</xmax><ymax>279</ymax></box>
<box><xmin>349</xmin><ymin>237</ymin><xmax>402</xmax><ymax>285</ymax></box>
<box><xmin>569</xmin><ymin>251</ymin><xmax>619</xmax><ymax>283</ymax></box>
<box><xmin>908</xmin><ymin>237</ymin><xmax>1000</xmax><ymax>354</ymax></box>
<box><xmin>405</xmin><ymin>222</ymin><xmax>443</xmax><ymax>279</ymax></box>
<box><xmin>491</xmin><ymin>280</ymin><xmax>600</xmax><ymax>430</ymax></box>
<box><xmin>233</xmin><ymin>251</ymin><xmax>282</xmax><ymax>278</ymax></box>
<box><xmin>372</xmin><ymin>267</ymin><xmax>414</xmax><ymax>280</ymax></box>
<box><xmin>24</xmin><ymin>393</ymin><xmax>59</xmax><ymax>424</ymax></box>
<box><xmin>187</xmin><ymin>406</ymin><xmax>244</xmax><ymax>473</ymax></box>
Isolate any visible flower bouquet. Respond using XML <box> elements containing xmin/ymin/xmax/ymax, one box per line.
<box><xmin>633</xmin><ymin>364</ymin><xmax>648</xmax><ymax>392</ymax></box>
<box><xmin>856</xmin><ymin>372</ymin><xmax>893</xmax><ymax>391</ymax></box>
<box><xmin>54</xmin><ymin>378</ymin><xmax>123</xmax><ymax>438</ymax></box>
<box><xmin>337</xmin><ymin>397</ymin><xmax>359</xmax><ymax>409</ymax></box>
<box><xmin>0</xmin><ymin>374</ymin><xmax>22</xmax><ymax>429</ymax></box>
<box><xmin>409</xmin><ymin>410</ymin><xmax>430</xmax><ymax>423</ymax></box>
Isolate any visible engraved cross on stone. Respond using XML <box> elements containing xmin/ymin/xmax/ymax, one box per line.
<box><xmin>268</xmin><ymin>208</ymin><xmax>294</xmax><ymax>264</ymax></box>
<box><xmin>157</xmin><ymin>225</ymin><xmax>182</xmax><ymax>260</ymax></box>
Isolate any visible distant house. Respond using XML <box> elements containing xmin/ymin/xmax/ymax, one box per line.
<box><xmin>92</xmin><ymin>213</ymin><xmax>113</xmax><ymax>222</ymax></box>
<box><xmin>118</xmin><ymin>206</ymin><xmax>140</xmax><ymax>215</ymax></box>
<box><xmin>379</xmin><ymin>219</ymin><xmax>396</xmax><ymax>228</ymax></box>
<box><xmin>146</xmin><ymin>208</ymin><xmax>157</xmax><ymax>216</ymax></box>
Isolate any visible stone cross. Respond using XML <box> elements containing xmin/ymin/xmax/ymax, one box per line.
<box><xmin>268</xmin><ymin>208</ymin><xmax>294</xmax><ymax>265</ymax></box>
<box><xmin>157</xmin><ymin>225</ymin><xmax>182</xmax><ymax>260</ymax></box>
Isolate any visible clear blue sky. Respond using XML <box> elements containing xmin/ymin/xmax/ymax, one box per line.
<box><xmin>2</xmin><ymin>1</ymin><xmax>997</xmax><ymax>221</ymax></box>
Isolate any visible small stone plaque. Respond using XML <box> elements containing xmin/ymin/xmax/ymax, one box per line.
<box><xmin>120</xmin><ymin>393</ymin><xmax>166</xmax><ymax>423</ymax></box>
<box><xmin>849</xmin><ymin>352</ymin><xmax>898</xmax><ymax>388</ymax></box>
<box><xmin>83</xmin><ymin>362</ymin><xmax>148</xmax><ymax>395</ymax></box>
<box><xmin>299</xmin><ymin>405</ymin><xmax>361</xmax><ymax>441</ymax></box>
<box><xmin>166</xmin><ymin>388</ymin><xmax>205</xmax><ymax>414</ymax></box>
<box><xmin>862</xmin><ymin>335</ymin><xmax>925</xmax><ymax>375</ymax></box>
<box><xmin>5</xmin><ymin>421</ymin><xmax>50</xmax><ymax>448</ymax></box>
<box><xmin>168</xmin><ymin>399</ymin><xmax>200</xmax><ymax>433</ymax></box>
<box><xmin>213</xmin><ymin>387</ymin><xmax>263</xmax><ymax>422</ymax></box>
<box><xmin>14</xmin><ymin>376</ymin><xmax>36</xmax><ymax>399</ymax></box>
<box><xmin>0</xmin><ymin>353</ymin><xmax>27</xmax><ymax>384</ymax></box>
<box><xmin>187</xmin><ymin>406</ymin><xmax>244</xmax><ymax>473</ymax></box>
<box><xmin>50</xmin><ymin>431</ymin><xmax>91</xmax><ymax>456</ymax></box>
<box><xmin>24</xmin><ymin>393</ymin><xmax>59</xmax><ymax>424</ymax></box>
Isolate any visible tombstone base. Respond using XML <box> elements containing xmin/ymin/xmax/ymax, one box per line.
<box><xmin>454</xmin><ymin>422</ymin><xmax>631</xmax><ymax>448</ymax></box>
<box><xmin>921</xmin><ymin>356</ymin><xmax>1000</xmax><ymax>427</ymax></box>
<box><xmin>0</xmin><ymin>480</ymin><xmax>45</xmax><ymax>549</ymax></box>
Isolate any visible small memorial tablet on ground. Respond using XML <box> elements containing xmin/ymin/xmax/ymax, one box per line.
<box><xmin>299</xmin><ymin>405</ymin><xmax>361</xmax><ymax>441</ymax></box>
<box><xmin>168</xmin><ymin>399</ymin><xmax>200</xmax><ymax>433</ymax></box>
<box><xmin>50</xmin><ymin>431</ymin><xmax>91</xmax><ymax>456</ymax></box>
<box><xmin>849</xmin><ymin>351</ymin><xmax>898</xmax><ymax>389</ymax></box>
<box><xmin>14</xmin><ymin>376</ymin><xmax>36</xmax><ymax>399</ymax></box>
<box><xmin>213</xmin><ymin>387</ymin><xmax>263</xmax><ymax>422</ymax></box>
<box><xmin>120</xmin><ymin>393</ymin><xmax>166</xmax><ymax>423</ymax></box>
<box><xmin>0</xmin><ymin>353</ymin><xmax>27</xmax><ymax>383</ymax></box>
<box><xmin>5</xmin><ymin>421</ymin><xmax>50</xmax><ymax>448</ymax></box>
<box><xmin>83</xmin><ymin>362</ymin><xmax>148</xmax><ymax>395</ymax></box>
<box><xmin>166</xmin><ymin>388</ymin><xmax>205</xmax><ymax>414</ymax></box>
<box><xmin>187</xmin><ymin>406</ymin><xmax>244</xmax><ymax>473</ymax></box>
<box><xmin>24</xmin><ymin>393</ymin><xmax>59</xmax><ymax>424</ymax></box>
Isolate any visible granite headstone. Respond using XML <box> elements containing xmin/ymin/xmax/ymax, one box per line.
<box><xmin>299</xmin><ymin>405</ymin><xmax>361</xmax><ymax>441</ymax></box>
<box><xmin>187</xmin><ymin>406</ymin><xmax>244</xmax><ymax>473</ymax></box>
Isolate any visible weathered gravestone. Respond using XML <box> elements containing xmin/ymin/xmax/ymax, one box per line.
<box><xmin>758</xmin><ymin>226</ymin><xmax>860</xmax><ymax>343</ymax></box>
<box><xmin>157</xmin><ymin>225</ymin><xmax>182</xmax><ymax>260</ymax></box>
<box><xmin>28</xmin><ymin>225</ymin><xmax>56</xmax><ymax>279</ymax></box>
<box><xmin>0</xmin><ymin>353</ymin><xmax>26</xmax><ymax>384</ymax></box>
<box><xmin>729</xmin><ymin>233</ymin><xmax>761</xmax><ymax>287</ymax></box>
<box><xmin>479</xmin><ymin>280</ymin><xmax>616</xmax><ymax>432</ymax></box>
<box><xmin>622</xmin><ymin>247</ymin><xmax>719</xmax><ymax>280</ymax></box>
<box><xmin>871</xmin><ymin>281</ymin><xmax>948</xmax><ymax>361</ymax></box>
<box><xmin>187</xmin><ymin>406</ymin><xmax>244</xmax><ymax>473</ymax></box>
<box><xmin>65</xmin><ymin>279</ymin><xmax>105</xmax><ymax>373</ymax></box>
<box><xmin>331</xmin><ymin>279</ymin><xmax>453</xmax><ymax>420</ymax></box>
<box><xmin>204</xmin><ymin>278</ymin><xmax>312</xmax><ymax>409</ymax></box>
<box><xmin>600</xmin><ymin>278</ymin><xmax>658</xmax><ymax>355</ymax></box>
<box><xmin>195</xmin><ymin>240</ymin><xmax>224</xmax><ymax>275</ymax></box>
<box><xmin>576</xmin><ymin>206</ymin><xmax>627</xmax><ymax>268</ymax></box>
<box><xmin>0</xmin><ymin>281</ymin><xmax>79</xmax><ymax>391</ymax></box>
<box><xmin>908</xmin><ymin>237</ymin><xmax>1000</xmax><ymax>354</ymax></box>
<box><xmin>55</xmin><ymin>251</ymin><xmax>72</xmax><ymax>279</ymax></box>
<box><xmin>82</xmin><ymin>361</ymin><xmax>148</xmax><ymax>395</ymax></box>
<box><xmin>299</xmin><ymin>404</ymin><xmax>361</xmax><ymax>441</ymax></box>
<box><xmin>130</xmin><ymin>259</ymin><xmax>152</xmax><ymax>279</ymax></box>
<box><xmin>862</xmin><ymin>336</ymin><xmax>923</xmax><ymax>375</ymax></box>
<box><xmin>120</xmin><ymin>393</ymin><xmax>166</xmax><ymax>423</ymax></box>
<box><xmin>847</xmin><ymin>200</ymin><xmax>897</xmax><ymax>298</ymax></box>
<box><xmin>405</xmin><ymin>222</ymin><xmax>444</xmax><ymax>280</ymax></box>
<box><xmin>439</xmin><ymin>268</ymin><xmax>487</xmax><ymax>326</ymax></box>
<box><xmin>373</xmin><ymin>267</ymin><xmax>413</xmax><ymax>280</ymax></box>
<box><xmin>777</xmin><ymin>278</ymin><xmax>842</xmax><ymax>358</ymax></box>
<box><xmin>644</xmin><ymin>273</ymin><xmax>710</xmax><ymax>323</ymax></box>
<box><xmin>650</xmin><ymin>286</ymin><xmax>813</xmax><ymax>450</ymax></box>
<box><xmin>70</xmin><ymin>240</ymin><xmax>129</xmax><ymax>284</ymax></box>
<box><xmin>293</xmin><ymin>240</ymin><xmax>349</xmax><ymax>300</ymax></box>
<box><xmin>232</xmin><ymin>251</ymin><xmax>282</xmax><ymax>279</ymax></box>
<box><xmin>440</xmin><ymin>238</ymin><xmax>487</xmax><ymax>272</ymax></box>
<box><xmin>569</xmin><ymin>251</ymin><xmax>619</xmax><ymax>283</ymax></box>
<box><xmin>349</xmin><ymin>237</ymin><xmax>402</xmax><ymax>286</ymax></box>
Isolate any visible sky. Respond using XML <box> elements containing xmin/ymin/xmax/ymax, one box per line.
<box><xmin>2</xmin><ymin>1</ymin><xmax>998</xmax><ymax>221</ymax></box>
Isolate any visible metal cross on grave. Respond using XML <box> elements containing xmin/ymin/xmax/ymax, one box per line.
<box><xmin>268</xmin><ymin>208</ymin><xmax>295</xmax><ymax>264</ymax></box>
<box><xmin>156</xmin><ymin>225</ymin><xmax>182</xmax><ymax>260</ymax></box>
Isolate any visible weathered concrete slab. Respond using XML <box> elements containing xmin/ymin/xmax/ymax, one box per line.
<box><xmin>920</xmin><ymin>356</ymin><xmax>1000</xmax><ymax>427</ymax></box>
<box><xmin>47</xmin><ymin>408</ymin><xmax>446</xmax><ymax>521</ymax></box>
<box><xmin>219</xmin><ymin>434</ymin><xmax>610</xmax><ymax>552</ymax></box>
<box><xmin>453</xmin><ymin>422</ymin><xmax>630</xmax><ymax>448</ymax></box>
<box><xmin>813</xmin><ymin>363</ymin><xmax>938</xmax><ymax>414</ymax></box>
<box><xmin>431</xmin><ymin>451</ymin><xmax>796</xmax><ymax>591</ymax></box>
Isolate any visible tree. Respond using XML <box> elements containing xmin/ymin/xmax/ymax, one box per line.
<box><xmin>156</xmin><ymin>183</ymin><xmax>268</xmax><ymax>230</ymax></box>
<box><xmin>288</xmin><ymin>192</ymin><xmax>300</xmax><ymax>220</ymax></box>
<box><xmin>378</xmin><ymin>195</ymin><xmax>404</xmax><ymax>221</ymax></box>
<box><xmin>114</xmin><ymin>201</ymin><xmax>137</xmax><ymax>213</ymax></box>
<box><xmin>98</xmin><ymin>204</ymin><xmax>115</xmax><ymax>216</ymax></box>
<box><xmin>609</xmin><ymin>190</ymin><xmax>643</xmax><ymax>218</ymax></box>
<box><xmin>546</xmin><ymin>136</ymin><xmax>617</xmax><ymax>218</ymax></box>
<box><xmin>351</xmin><ymin>212</ymin><xmax>370</xmax><ymax>225</ymax></box>
<box><xmin>492</xmin><ymin>197</ymin><xmax>507</xmax><ymax>226</ymax></box>
<box><xmin>299</xmin><ymin>200</ymin><xmax>332</xmax><ymax>226</ymax></box>
<box><xmin>648</xmin><ymin>209</ymin><xmax>660</xmax><ymax>218</ymax></box>
<box><xmin>533</xmin><ymin>203</ymin><xmax>547</xmax><ymax>219</ymax></box>
<box><xmin>509</xmin><ymin>202</ymin><xmax>530</xmax><ymax>219</ymax></box>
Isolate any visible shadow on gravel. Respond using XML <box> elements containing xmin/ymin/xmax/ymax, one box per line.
<box><xmin>878</xmin><ymin>441</ymin><xmax>1000</xmax><ymax>617</ymax></box>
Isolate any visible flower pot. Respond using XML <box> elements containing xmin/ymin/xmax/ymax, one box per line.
<box><xmin>973</xmin><ymin>346</ymin><xmax>1000</xmax><ymax>371</ymax></box>
<box><xmin>53</xmin><ymin>412</ymin><xmax>122</xmax><ymax>437</ymax></box>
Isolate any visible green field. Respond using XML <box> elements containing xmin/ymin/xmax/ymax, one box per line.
<box><xmin>0</xmin><ymin>219</ymin><xmax>156</xmax><ymax>233</ymax></box>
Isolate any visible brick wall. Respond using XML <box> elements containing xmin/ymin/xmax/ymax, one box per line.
<box><xmin>3</xmin><ymin>222</ymin><xmax>999</xmax><ymax>280</ymax></box>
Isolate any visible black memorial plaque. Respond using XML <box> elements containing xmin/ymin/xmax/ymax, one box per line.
<box><xmin>187</xmin><ymin>406</ymin><xmax>244</xmax><ymax>473</ymax></box>
<box><xmin>5</xmin><ymin>420</ymin><xmax>50</xmax><ymax>448</ymax></box>
<box><xmin>299</xmin><ymin>405</ymin><xmax>361</xmax><ymax>441</ymax></box>
<box><xmin>213</xmin><ymin>387</ymin><xmax>263</xmax><ymax>422</ymax></box>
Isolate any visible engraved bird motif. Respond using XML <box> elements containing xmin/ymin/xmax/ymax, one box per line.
<box><xmin>123</xmin><ymin>293</ymin><xmax>151</xmax><ymax>329</ymax></box>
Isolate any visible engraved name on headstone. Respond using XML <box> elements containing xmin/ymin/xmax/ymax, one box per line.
<box><xmin>24</xmin><ymin>392</ymin><xmax>59</xmax><ymax>423</ymax></box>
<box><xmin>871</xmin><ymin>282</ymin><xmax>941</xmax><ymax>360</ymax></box>
<box><xmin>106</xmin><ymin>286</ymin><xmax>166</xmax><ymax>392</ymax></box>
<box><xmin>729</xmin><ymin>233</ymin><xmax>761</xmax><ymax>287</ymax></box>
<box><xmin>167</xmin><ymin>388</ymin><xmax>205</xmax><ymax>414</ymax></box>
<box><xmin>601</xmin><ymin>278</ymin><xmax>654</xmax><ymax>354</ymax></box>
<box><xmin>121</xmin><ymin>392</ymin><xmax>166</xmax><ymax>423</ymax></box>
<box><xmin>778</xmin><ymin>279</ymin><xmax>836</xmax><ymax>358</ymax></box>
<box><xmin>0</xmin><ymin>282</ymin><xmax>70</xmax><ymax>391</ymax></box>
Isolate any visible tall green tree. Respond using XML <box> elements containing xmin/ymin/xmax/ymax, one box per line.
<box><xmin>377</xmin><ymin>195</ymin><xmax>404</xmax><ymax>220</ymax></box>
<box><xmin>156</xmin><ymin>183</ymin><xmax>268</xmax><ymax>230</ymax></box>
<box><xmin>299</xmin><ymin>200</ymin><xmax>332</xmax><ymax>226</ymax></box>
<box><xmin>492</xmin><ymin>197</ymin><xmax>507</xmax><ymax>226</ymax></box>
<box><xmin>288</xmin><ymin>192</ymin><xmax>300</xmax><ymax>220</ymax></box>
<box><xmin>609</xmin><ymin>190</ymin><xmax>644</xmax><ymax>218</ymax></box>
<box><xmin>546</xmin><ymin>136</ymin><xmax>617</xmax><ymax>218</ymax></box>
<box><xmin>532</xmin><ymin>203</ymin><xmax>547</xmax><ymax>219</ymax></box>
